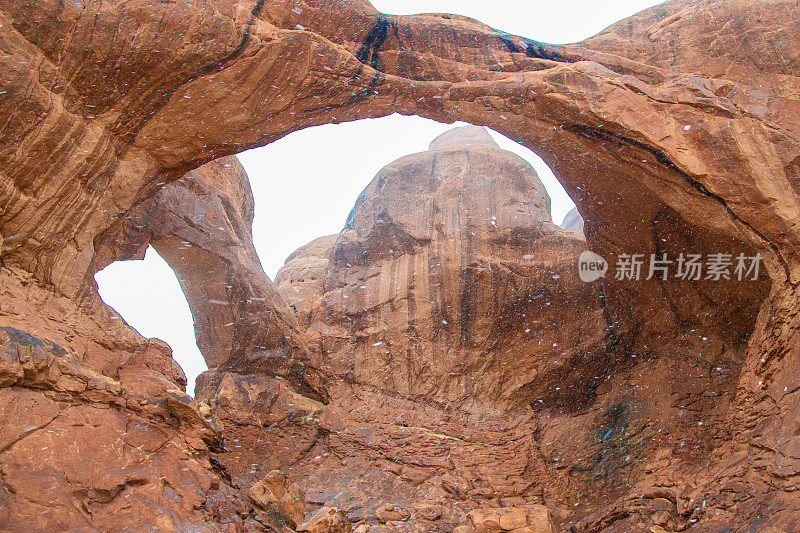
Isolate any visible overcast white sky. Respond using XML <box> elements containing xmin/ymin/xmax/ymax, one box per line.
<box><xmin>95</xmin><ymin>0</ymin><xmax>665</xmax><ymax>394</ymax></box>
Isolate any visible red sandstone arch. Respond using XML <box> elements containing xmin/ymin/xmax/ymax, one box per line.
<box><xmin>2</xmin><ymin>0</ymin><xmax>800</xmax><ymax>529</ymax></box>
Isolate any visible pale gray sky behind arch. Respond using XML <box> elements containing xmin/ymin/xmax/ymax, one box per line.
<box><xmin>95</xmin><ymin>0</ymin><xmax>666</xmax><ymax>393</ymax></box>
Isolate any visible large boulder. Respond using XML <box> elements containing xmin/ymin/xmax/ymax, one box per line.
<box><xmin>249</xmin><ymin>470</ymin><xmax>307</xmax><ymax>528</ymax></box>
<box><xmin>298</xmin><ymin>507</ymin><xmax>353</xmax><ymax>533</ymax></box>
<box><xmin>467</xmin><ymin>506</ymin><xmax>558</xmax><ymax>533</ymax></box>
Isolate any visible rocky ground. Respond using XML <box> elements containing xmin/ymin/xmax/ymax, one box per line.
<box><xmin>2</xmin><ymin>0</ymin><xmax>800</xmax><ymax>531</ymax></box>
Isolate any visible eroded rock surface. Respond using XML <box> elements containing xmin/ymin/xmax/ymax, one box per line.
<box><xmin>0</xmin><ymin>274</ymin><xmax>271</xmax><ymax>531</ymax></box>
<box><xmin>249</xmin><ymin>469</ymin><xmax>307</xmax><ymax>528</ymax></box>
<box><xmin>559</xmin><ymin>208</ymin><xmax>584</xmax><ymax>235</ymax></box>
<box><xmin>96</xmin><ymin>156</ymin><xmax>317</xmax><ymax>385</ymax></box>
<box><xmin>199</xmin><ymin>126</ymin><xmax>605</xmax><ymax>527</ymax></box>
<box><xmin>2</xmin><ymin>0</ymin><xmax>800</xmax><ymax>530</ymax></box>
<box><xmin>288</xmin><ymin>126</ymin><xmax>606</xmax><ymax>413</ymax></box>
<box><xmin>198</xmin><ymin>127</ymin><xmax>759</xmax><ymax>530</ymax></box>
<box><xmin>467</xmin><ymin>505</ymin><xmax>558</xmax><ymax>533</ymax></box>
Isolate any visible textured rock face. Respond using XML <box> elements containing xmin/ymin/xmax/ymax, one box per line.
<box><xmin>202</xmin><ymin>127</ymin><xmax>768</xmax><ymax>529</ymax></box>
<box><xmin>275</xmin><ymin>235</ymin><xmax>339</xmax><ymax>325</ymax></box>
<box><xmin>0</xmin><ymin>275</ymin><xmax>272</xmax><ymax>531</ymax></box>
<box><xmin>249</xmin><ymin>469</ymin><xmax>307</xmax><ymax>528</ymax></box>
<box><xmin>467</xmin><ymin>506</ymin><xmax>558</xmax><ymax>533</ymax></box>
<box><xmin>2</xmin><ymin>0</ymin><xmax>800</xmax><ymax>530</ymax></box>
<box><xmin>200</xmin><ymin>126</ymin><xmax>605</xmax><ymax>525</ymax></box>
<box><xmin>298</xmin><ymin>507</ymin><xmax>352</xmax><ymax>533</ymax></box>
<box><xmin>559</xmin><ymin>207</ymin><xmax>584</xmax><ymax>234</ymax></box>
<box><xmin>284</xmin><ymin>126</ymin><xmax>606</xmax><ymax>414</ymax></box>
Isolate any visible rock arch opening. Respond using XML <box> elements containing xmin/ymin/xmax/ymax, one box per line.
<box><xmin>95</xmin><ymin>105</ymin><xmax>774</xmax><ymax>422</ymax></box>
<box><xmin>94</xmin><ymin>115</ymin><xmax>583</xmax><ymax>398</ymax></box>
<box><xmin>94</xmin><ymin>246</ymin><xmax>207</xmax><ymax>394</ymax></box>
<box><xmin>87</xmin><ymin>105</ymin><xmax>776</xmax><ymax>529</ymax></box>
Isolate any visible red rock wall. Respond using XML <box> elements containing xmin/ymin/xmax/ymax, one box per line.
<box><xmin>289</xmin><ymin>126</ymin><xmax>607</xmax><ymax>414</ymax></box>
<box><xmin>1</xmin><ymin>0</ymin><xmax>800</xmax><ymax>530</ymax></box>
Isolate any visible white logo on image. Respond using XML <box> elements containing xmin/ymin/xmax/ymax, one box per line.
<box><xmin>578</xmin><ymin>250</ymin><xmax>608</xmax><ymax>282</ymax></box>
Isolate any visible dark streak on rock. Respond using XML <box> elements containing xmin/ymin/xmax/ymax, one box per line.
<box><xmin>124</xmin><ymin>0</ymin><xmax>268</xmax><ymax>146</ymax></box>
<box><xmin>320</xmin><ymin>14</ymin><xmax>399</xmax><ymax>112</ymax></box>
<box><xmin>459</xmin><ymin>266</ymin><xmax>473</xmax><ymax>347</ymax></box>
<box><xmin>301</xmin><ymin>15</ymin><xmax>397</xmax><ymax>118</ymax></box>
<box><xmin>203</xmin><ymin>0</ymin><xmax>267</xmax><ymax>75</ymax></box>
<box><xmin>497</xmin><ymin>33</ymin><xmax>572</xmax><ymax>63</ymax></box>
<box><xmin>599</xmin><ymin>280</ymin><xmax>627</xmax><ymax>363</ymax></box>
<box><xmin>356</xmin><ymin>15</ymin><xmax>396</xmax><ymax>73</ymax></box>
<box><xmin>288</xmin><ymin>360</ymin><xmax>328</xmax><ymax>404</ymax></box>
<box><xmin>0</xmin><ymin>326</ymin><xmax>67</xmax><ymax>357</ymax></box>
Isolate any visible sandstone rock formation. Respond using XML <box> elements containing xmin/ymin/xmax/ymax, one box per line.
<box><xmin>249</xmin><ymin>470</ymin><xmax>307</xmax><ymax>528</ymax></box>
<box><xmin>96</xmin><ymin>156</ymin><xmax>319</xmax><ymax>388</ymax></box>
<box><xmin>467</xmin><ymin>506</ymin><xmax>558</xmax><ymax>533</ymax></box>
<box><xmin>276</xmin><ymin>235</ymin><xmax>339</xmax><ymax>325</ymax></box>
<box><xmin>0</xmin><ymin>286</ymin><xmax>270</xmax><ymax>531</ymax></box>
<box><xmin>281</xmin><ymin>126</ymin><xmax>606</xmax><ymax>414</ymax></box>
<box><xmin>198</xmin><ymin>129</ymin><xmax>601</xmax><ymax>529</ymax></box>
<box><xmin>559</xmin><ymin>208</ymin><xmax>584</xmax><ymax>235</ymax></box>
<box><xmin>265</xmin><ymin>126</ymin><xmax>603</xmax><ymax>524</ymax></box>
<box><xmin>298</xmin><ymin>507</ymin><xmax>353</xmax><ymax>533</ymax></box>
<box><xmin>2</xmin><ymin>0</ymin><xmax>800</xmax><ymax>530</ymax></box>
